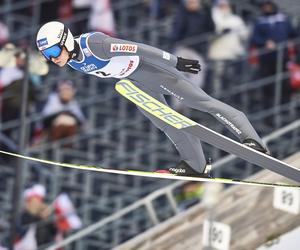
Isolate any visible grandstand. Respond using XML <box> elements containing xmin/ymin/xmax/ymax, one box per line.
<box><xmin>0</xmin><ymin>0</ymin><xmax>300</xmax><ymax>249</ymax></box>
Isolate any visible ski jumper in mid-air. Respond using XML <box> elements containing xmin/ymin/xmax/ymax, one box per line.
<box><xmin>36</xmin><ymin>21</ymin><xmax>269</xmax><ymax>177</ymax></box>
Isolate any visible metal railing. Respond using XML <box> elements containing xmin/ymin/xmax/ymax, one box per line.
<box><xmin>45</xmin><ymin>119</ymin><xmax>300</xmax><ymax>250</ymax></box>
<box><xmin>0</xmin><ymin>1</ymin><xmax>300</xmax><ymax>248</ymax></box>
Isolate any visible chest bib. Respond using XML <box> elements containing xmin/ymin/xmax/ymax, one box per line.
<box><xmin>68</xmin><ymin>32</ymin><xmax>140</xmax><ymax>78</ymax></box>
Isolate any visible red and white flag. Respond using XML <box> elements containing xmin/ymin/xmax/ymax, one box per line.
<box><xmin>54</xmin><ymin>193</ymin><xmax>82</xmax><ymax>233</ymax></box>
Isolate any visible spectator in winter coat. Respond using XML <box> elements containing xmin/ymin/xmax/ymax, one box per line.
<box><xmin>146</xmin><ymin>0</ymin><xmax>179</xmax><ymax>20</ymax></box>
<box><xmin>0</xmin><ymin>43</ymin><xmax>48</xmax><ymax>149</ymax></box>
<box><xmin>171</xmin><ymin>0</ymin><xmax>215</xmax><ymax>55</ymax></box>
<box><xmin>0</xmin><ymin>45</ymin><xmax>37</xmax><ymax>141</ymax></box>
<box><xmin>170</xmin><ymin>0</ymin><xmax>215</xmax><ymax>111</ymax></box>
<box><xmin>88</xmin><ymin>0</ymin><xmax>116</xmax><ymax>37</ymax></box>
<box><xmin>72</xmin><ymin>0</ymin><xmax>91</xmax><ymax>35</ymax></box>
<box><xmin>41</xmin><ymin>80</ymin><xmax>86</xmax><ymax>146</ymax></box>
<box><xmin>14</xmin><ymin>185</ymin><xmax>57</xmax><ymax>249</ymax></box>
<box><xmin>208</xmin><ymin>0</ymin><xmax>249</xmax><ymax>96</ymax></box>
<box><xmin>250</xmin><ymin>1</ymin><xmax>297</xmax><ymax>107</ymax></box>
<box><xmin>0</xmin><ymin>20</ymin><xmax>9</xmax><ymax>46</ymax></box>
<box><xmin>14</xmin><ymin>184</ymin><xmax>82</xmax><ymax>249</ymax></box>
<box><xmin>39</xmin><ymin>0</ymin><xmax>60</xmax><ymax>24</ymax></box>
<box><xmin>251</xmin><ymin>1</ymin><xmax>296</xmax><ymax>52</ymax></box>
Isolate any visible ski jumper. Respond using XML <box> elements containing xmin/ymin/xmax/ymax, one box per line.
<box><xmin>68</xmin><ymin>32</ymin><xmax>264</xmax><ymax>173</ymax></box>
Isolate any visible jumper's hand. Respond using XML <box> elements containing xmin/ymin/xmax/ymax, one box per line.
<box><xmin>176</xmin><ymin>57</ymin><xmax>201</xmax><ymax>74</ymax></box>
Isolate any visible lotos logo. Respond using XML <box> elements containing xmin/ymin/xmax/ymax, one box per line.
<box><xmin>37</xmin><ymin>38</ymin><xmax>48</xmax><ymax>48</ymax></box>
<box><xmin>112</xmin><ymin>45</ymin><xmax>119</xmax><ymax>51</ymax></box>
<box><xmin>110</xmin><ymin>44</ymin><xmax>137</xmax><ymax>53</ymax></box>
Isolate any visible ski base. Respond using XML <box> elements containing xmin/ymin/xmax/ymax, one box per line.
<box><xmin>0</xmin><ymin>150</ymin><xmax>298</xmax><ymax>188</ymax></box>
<box><xmin>127</xmin><ymin>170</ymin><xmax>300</xmax><ymax>188</ymax></box>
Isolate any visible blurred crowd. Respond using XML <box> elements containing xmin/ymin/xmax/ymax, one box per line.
<box><xmin>13</xmin><ymin>184</ymin><xmax>82</xmax><ymax>250</ymax></box>
<box><xmin>0</xmin><ymin>0</ymin><xmax>300</xmax><ymax>248</ymax></box>
<box><xmin>0</xmin><ymin>43</ymin><xmax>87</xmax><ymax>152</ymax></box>
<box><xmin>0</xmin><ymin>0</ymin><xmax>300</xmax><ymax>150</ymax></box>
<box><xmin>0</xmin><ymin>183</ymin><xmax>82</xmax><ymax>250</ymax></box>
<box><xmin>170</xmin><ymin>0</ymin><xmax>300</xmax><ymax>111</ymax></box>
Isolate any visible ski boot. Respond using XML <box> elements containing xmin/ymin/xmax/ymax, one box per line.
<box><xmin>157</xmin><ymin>159</ymin><xmax>212</xmax><ymax>178</ymax></box>
<box><xmin>243</xmin><ymin>138</ymin><xmax>271</xmax><ymax>155</ymax></box>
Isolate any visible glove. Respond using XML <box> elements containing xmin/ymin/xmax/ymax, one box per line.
<box><xmin>176</xmin><ymin>57</ymin><xmax>201</xmax><ymax>74</ymax></box>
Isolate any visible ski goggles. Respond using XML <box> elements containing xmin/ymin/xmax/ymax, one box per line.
<box><xmin>41</xmin><ymin>44</ymin><xmax>63</xmax><ymax>60</ymax></box>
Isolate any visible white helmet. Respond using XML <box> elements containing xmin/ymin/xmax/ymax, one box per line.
<box><xmin>36</xmin><ymin>21</ymin><xmax>74</xmax><ymax>53</ymax></box>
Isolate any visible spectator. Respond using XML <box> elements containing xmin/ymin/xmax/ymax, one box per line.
<box><xmin>171</xmin><ymin>0</ymin><xmax>215</xmax><ymax>55</ymax></box>
<box><xmin>287</xmin><ymin>39</ymin><xmax>300</xmax><ymax>115</ymax></box>
<box><xmin>14</xmin><ymin>184</ymin><xmax>82</xmax><ymax>249</ymax></box>
<box><xmin>250</xmin><ymin>1</ymin><xmax>297</xmax><ymax>107</ymax></box>
<box><xmin>0</xmin><ymin>44</ymin><xmax>47</xmax><ymax>153</ymax></box>
<box><xmin>41</xmin><ymin>80</ymin><xmax>86</xmax><ymax>147</ymax></box>
<box><xmin>287</xmin><ymin>42</ymin><xmax>300</xmax><ymax>88</ymax></box>
<box><xmin>170</xmin><ymin>0</ymin><xmax>215</xmax><ymax>111</ymax></box>
<box><xmin>72</xmin><ymin>0</ymin><xmax>91</xmax><ymax>35</ymax></box>
<box><xmin>58</xmin><ymin>0</ymin><xmax>73</xmax><ymax>21</ymax></box>
<box><xmin>0</xmin><ymin>44</ymin><xmax>37</xmax><ymax>140</ymax></box>
<box><xmin>40</xmin><ymin>0</ymin><xmax>60</xmax><ymax>24</ymax></box>
<box><xmin>0</xmin><ymin>20</ymin><xmax>9</xmax><ymax>46</ymax></box>
<box><xmin>14</xmin><ymin>184</ymin><xmax>57</xmax><ymax>249</ymax></box>
<box><xmin>0</xmin><ymin>44</ymin><xmax>24</xmax><ymax>84</ymax></box>
<box><xmin>88</xmin><ymin>0</ymin><xmax>116</xmax><ymax>36</ymax></box>
<box><xmin>145</xmin><ymin>0</ymin><xmax>179</xmax><ymax>20</ymax></box>
<box><xmin>208</xmin><ymin>0</ymin><xmax>249</xmax><ymax>97</ymax></box>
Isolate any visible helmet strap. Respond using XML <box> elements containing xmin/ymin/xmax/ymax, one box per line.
<box><xmin>68</xmin><ymin>40</ymin><xmax>80</xmax><ymax>61</ymax></box>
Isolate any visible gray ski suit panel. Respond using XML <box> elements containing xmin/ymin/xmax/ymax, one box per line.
<box><xmin>76</xmin><ymin>32</ymin><xmax>264</xmax><ymax>172</ymax></box>
<box><xmin>87</xmin><ymin>33</ymin><xmax>178</xmax><ymax>69</ymax></box>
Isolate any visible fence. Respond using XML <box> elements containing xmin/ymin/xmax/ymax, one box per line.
<box><xmin>0</xmin><ymin>0</ymin><xmax>300</xmax><ymax>249</ymax></box>
<box><xmin>45</xmin><ymin>119</ymin><xmax>300</xmax><ymax>250</ymax></box>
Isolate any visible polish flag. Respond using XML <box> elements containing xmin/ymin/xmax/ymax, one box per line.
<box><xmin>54</xmin><ymin>193</ymin><xmax>82</xmax><ymax>233</ymax></box>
